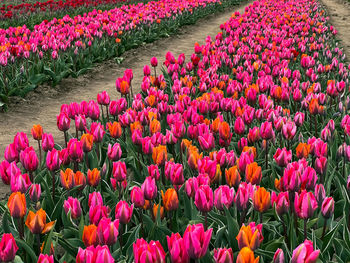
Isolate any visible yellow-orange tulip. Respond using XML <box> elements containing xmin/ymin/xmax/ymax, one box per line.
<box><xmin>253</xmin><ymin>187</ymin><xmax>271</xmax><ymax>213</ymax></box>
<box><xmin>7</xmin><ymin>192</ymin><xmax>26</xmax><ymax>218</ymax></box>
<box><xmin>225</xmin><ymin>166</ymin><xmax>241</xmax><ymax>187</ymax></box>
<box><xmin>236</xmin><ymin>247</ymin><xmax>259</xmax><ymax>263</ymax></box>
<box><xmin>82</xmin><ymin>224</ymin><xmax>98</xmax><ymax>247</ymax></box>
<box><xmin>152</xmin><ymin>145</ymin><xmax>167</xmax><ymax>166</ymax></box>
<box><xmin>161</xmin><ymin>189</ymin><xmax>179</xmax><ymax>211</ymax></box>
<box><xmin>25</xmin><ymin>208</ymin><xmax>55</xmax><ymax>234</ymax></box>
<box><xmin>296</xmin><ymin>142</ymin><xmax>310</xmax><ymax>159</ymax></box>
<box><xmin>236</xmin><ymin>224</ymin><xmax>262</xmax><ymax>250</ymax></box>
<box><xmin>245</xmin><ymin>162</ymin><xmax>262</xmax><ymax>185</ymax></box>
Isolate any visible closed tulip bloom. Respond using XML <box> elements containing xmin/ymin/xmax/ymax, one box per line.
<box><xmin>80</xmin><ymin>133</ymin><xmax>94</xmax><ymax>152</ymax></box>
<box><xmin>185</xmin><ymin>177</ymin><xmax>199</xmax><ymax>199</ymax></box>
<box><xmin>150</xmin><ymin>119</ymin><xmax>161</xmax><ymax>134</ymax></box>
<box><xmin>260</xmin><ymin>121</ymin><xmax>274</xmax><ymax>140</ymax></box>
<box><xmin>195</xmin><ymin>185</ymin><xmax>213</xmax><ymax>213</ymax></box>
<box><xmin>7</xmin><ymin>192</ymin><xmax>26</xmax><ymax>218</ymax></box>
<box><xmin>282</xmin><ymin>121</ymin><xmax>297</xmax><ymax>140</ymax></box>
<box><xmin>133</xmin><ymin>238</ymin><xmax>166</xmax><ymax>263</ymax></box>
<box><xmin>315</xmin><ymin>184</ymin><xmax>326</xmax><ymax>207</ymax></box>
<box><xmin>25</xmin><ymin>208</ymin><xmax>55</xmax><ymax>234</ymax></box>
<box><xmin>301</xmin><ymin>167</ymin><xmax>317</xmax><ymax>191</ymax></box>
<box><xmin>214</xmin><ymin>185</ymin><xmax>235</xmax><ymax>211</ymax></box>
<box><xmin>236</xmin><ymin>247</ymin><xmax>259</xmax><ymax>263</ymax></box>
<box><xmin>142</xmin><ymin>176</ymin><xmax>158</xmax><ymax>200</ymax></box>
<box><xmin>225</xmin><ymin>166</ymin><xmax>241</xmax><ymax>188</ymax></box>
<box><xmin>95</xmin><ymin>245</ymin><xmax>115</xmax><ymax>263</ymax></box>
<box><xmin>237</xmin><ymin>151</ymin><xmax>254</xmax><ymax>174</ymax></box>
<box><xmin>87</xmin><ymin>168</ymin><xmax>100</xmax><ymax>187</ymax></box>
<box><xmin>107</xmin><ymin>143</ymin><xmax>122</xmax><ymax>161</ymax></box>
<box><xmin>198</xmin><ymin>133</ymin><xmax>215</xmax><ymax>152</ymax></box>
<box><xmin>271</xmin><ymin>191</ymin><xmax>289</xmax><ymax>216</ymax></box>
<box><xmin>234</xmin><ymin>117</ymin><xmax>245</xmax><ymax>135</ymax></box>
<box><xmin>74</xmin><ymin>171</ymin><xmax>86</xmax><ymax>190</ymax></box>
<box><xmin>88</xmin><ymin>192</ymin><xmax>103</xmax><ymax>208</ymax></box>
<box><xmin>29</xmin><ymin>184</ymin><xmax>41</xmax><ymax>203</ymax></box>
<box><xmin>167</xmin><ymin>233</ymin><xmax>189</xmax><ymax>263</ymax></box>
<box><xmin>108</xmin><ymin>122</ymin><xmax>122</xmax><ymax>139</ymax></box>
<box><xmin>236</xmin><ymin>222</ymin><xmax>263</xmax><ymax>251</ymax></box>
<box><xmin>170</xmin><ymin>163</ymin><xmax>184</xmax><ymax>186</ymax></box>
<box><xmin>152</xmin><ymin>145</ymin><xmax>168</xmax><ymax>166</ymax></box>
<box><xmin>219</xmin><ymin>121</ymin><xmax>232</xmax><ymax>141</ymax></box>
<box><xmin>315</xmin><ymin>156</ymin><xmax>327</xmax><ymax>175</ymax></box>
<box><xmin>151</xmin><ymin>57</ymin><xmax>158</xmax><ymax>67</ymax></box>
<box><xmin>273</xmin><ymin>148</ymin><xmax>292</xmax><ymax>167</ymax></box>
<box><xmin>162</xmin><ymin>189</ymin><xmax>179</xmax><ymax>211</ymax></box>
<box><xmin>89</xmin><ymin>205</ymin><xmax>110</xmax><ymax>225</ymax></box>
<box><xmin>234</xmin><ymin>185</ymin><xmax>250</xmax><ymax>211</ymax></box>
<box><xmin>213</xmin><ymin>248</ymin><xmax>234</xmax><ymax>263</ymax></box>
<box><xmin>245</xmin><ymin>162</ymin><xmax>262</xmax><ymax>185</ymax></box>
<box><xmin>59</xmin><ymin>148</ymin><xmax>70</xmax><ymax>166</ymax></box>
<box><xmin>4</xmin><ymin>143</ymin><xmax>19</xmax><ymax>163</ymax></box>
<box><xmin>14</xmin><ymin>132</ymin><xmax>29</xmax><ymax>152</ymax></box>
<box><xmin>0</xmin><ymin>233</ymin><xmax>18</xmax><ymax>262</ymax></box>
<box><xmin>67</xmin><ymin>139</ymin><xmax>83</xmax><ymax>162</ymax></box>
<box><xmin>57</xmin><ymin>112</ymin><xmax>70</xmax><ymax>131</ymax></box>
<box><xmin>115</xmin><ymin>201</ymin><xmax>133</xmax><ymax>224</ymax></box>
<box><xmin>75</xmin><ymin>114</ymin><xmax>86</xmax><ymax>132</ymax></box>
<box><xmin>31</xmin><ymin>124</ymin><xmax>43</xmax><ymax>141</ymax></box>
<box><xmin>60</xmin><ymin>168</ymin><xmax>75</xmax><ymax>190</ymax></box>
<box><xmin>82</xmin><ymin>225</ymin><xmax>98</xmax><ymax>247</ymax></box>
<box><xmin>46</xmin><ymin>149</ymin><xmax>61</xmax><ymax>171</ymax></box>
<box><xmin>20</xmin><ymin>147</ymin><xmax>39</xmax><ymax>172</ymax></box>
<box><xmin>111</xmin><ymin>161</ymin><xmax>126</xmax><ymax>182</ymax></box>
<box><xmin>152</xmin><ymin>204</ymin><xmax>165</xmax><ymax>220</ymax></box>
<box><xmin>321</xmin><ymin>197</ymin><xmax>334</xmax><ymax>218</ymax></box>
<box><xmin>296</xmin><ymin>143</ymin><xmax>310</xmax><ymax>159</ymax></box>
<box><xmin>76</xmin><ymin>246</ymin><xmax>94</xmax><ymax>263</ymax></box>
<box><xmin>10</xmin><ymin>172</ymin><xmax>31</xmax><ymax>193</ymax></box>
<box><xmin>247</xmin><ymin>127</ymin><xmax>260</xmax><ymax>144</ymax></box>
<box><xmin>291</xmin><ymin>240</ymin><xmax>320</xmax><ymax>263</ymax></box>
<box><xmin>253</xmin><ymin>187</ymin><xmax>271</xmax><ymax>213</ymax></box>
<box><xmin>131</xmin><ymin>186</ymin><xmax>145</xmax><ymax>208</ymax></box>
<box><xmin>97</xmin><ymin>217</ymin><xmax>119</xmax><ymax>246</ymax></box>
<box><xmin>0</xmin><ymin>160</ymin><xmax>10</xmax><ymax>185</ymax></box>
<box><xmin>183</xmin><ymin>224</ymin><xmax>213</xmax><ymax>259</ymax></box>
<box><xmin>294</xmin><ymin>191</ymin><xmax>318</xmax><ymax>219</ymax></box>
<box><xmin>37</xmin><ymin>254</ymin><xmax>54</xmax><ymax>263</ymax></box>
<box><xmin>97</xmin><ymin>91</ymin><xmax>110</xmax><ymax>106</ymax></box>
<box><xmin>273</xmin><ymin>248</ymin><xmax>284</xmax><ymax>263</ymax></box>
<box><xmin>64</xmin><ymin>197</ymin><xmax>82</xmax><ymax>219</ymax></box>
<box><xmin>148</xmin><ymin>164</ymin><xmax>160</xmax><ymax>181</ymax></box>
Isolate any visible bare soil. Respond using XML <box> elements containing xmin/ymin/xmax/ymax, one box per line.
<box><xmin>0</xmin><ymin>1</ymin><xmax>251</xmax><ymax>199</ymax></box>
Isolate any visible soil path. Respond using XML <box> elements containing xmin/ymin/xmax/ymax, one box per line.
<box><xmin>0</xmin><ymin>1</ymin><xmax>252</xmax><ymax>199</ymax></box>
<box><xmin>320</xmin><ymin>0</ymin><xmax>350</xmax><ymax>61</ymax></box>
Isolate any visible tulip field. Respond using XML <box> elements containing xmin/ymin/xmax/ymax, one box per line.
<box><xmin>1</xmin><ymin>0</ymin><xmax>350</xmax><ymax>261</ymax></box>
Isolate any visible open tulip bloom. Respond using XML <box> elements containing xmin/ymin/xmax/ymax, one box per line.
<box><xmin>0</xmin><ymin>0</ymin><xmax>350</xmax><ymax>261</ymax></box>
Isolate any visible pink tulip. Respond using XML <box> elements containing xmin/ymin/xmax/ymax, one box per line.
<box><xmin>148</xmin><ymin>164</ymin><xmax>160</xmax><ymax>181</ymax></box>
<box><xmin>115</xmin><ymin>200</ymin><xmax>133</xmax><ymax>224</ymax></box>
<box><xmin>167</xmin><ymin>233</ymin><xmax>189</xmax><ymax>263</ymax></box>
<box><xmin>4</xmin><ymin>143</ymin><xmax>18</xmax><ymax>163</ymax></box>
<box><xmin>97</xmin><ymin>217</ymin><xmax>119</xmax><ymax>246</ymax></box>
<box><xmin>88</xmin><ymin>192</ymin><xmax>103</xmax><ymax>208</ymax></box>
<box><xmin>183</xmin><ymin>223</ymin><xmax>213</xmax><ymax>259</ymax></box>
<box><xmin>42</xmin><ymin>133</ymin><xmax>55</xmax><ymax>152</ymax></box>
<box><xmin>260</xmin><ymin>121</ymin><xmax>274</xmax><ymax>140</ymax></box>
<box><xmin>315</xmin><ymin>156</ymin><xmax>327</xmax><ymax>175</ymax></box>
<box><xmin>234</xmin><ymin>117</ymin><xmax>245</xmax><ymax>135</ymax></box>
<box><xmin>321</xmin><ymin>197</ymin><xmax>334</xmax><ymax>218</ymax></box>
<box><xmin>301</xmin><ymin>167</ymin><xmax>317</xmax><ymax>191</ymax></box>
<box><xmin>273</xmin><ymin>148</ymin><xmax>292</xmax><ymax>167</ymax></box>
<box><xmin>131</xmin><ymin>186</ymin><xmax>145</xmax><ymax>208</ymax></box>
<box><xmin>37</xmin><ymin>254</ymin><xmax>54</xmax><ymax>263</ymax></box>
<box><xmin>315</xmin><ymin>184</ymin><xmax>326</xmax><ymax>207</ymax></box>
<box><xmin>29</xmin><ymin>184</ymin><xmax>41</xmax><ymax>203</ymax></box>
<box><xmin>273</xmin><ymin>248</ymin><xmax>284</xmax><ymax>263</ymax></box>
<box><xmin>64</xmin><ymin>197</ymin><xmax>82</xmax><ymax>219</ymax></box>
<box><xmin>291</xmin><ymin>240</ymin><xmax>320</xmax><ymax>263</ymax></box>
<box><xmin>0</xmin><ymin>160</ymin><xmax>10</xmax><ymax>185</ymax></box>
<box><xmin>10</xmin><ymin>172</ymin><xmax>31</xmax><ymax>193</ymax></box>
<box><xmin>76</xmin><ymin>246</ymin><xmax>95</xmax><ymax>263</ymax></box>
<box><xmin>0</xmin><ymin>233</ymin><xmax>18</xmax><ymax>262</ymax></box>
<box><xmin>59</xmin><ymin>149</ymin><xmax>70</xmax><ymax>166</ymax></box>
<box><xmin>234</xmin><ymin>184</ymin><xmax>250</xmax><ymax>211</ymax></box>
<box><xmin>185</xmin><ymin>177</ymin><xmax>199</xmax><ymax>199</ymax></box>
<box><xmin>133</xmin><ymin>238</ymin><xmax>166</xmax><ymax>263</ymax></box>
<box><xmin>213</xmin><ymin>248</ymin><xmax>234</xmax><ymax>263</ymax></box>
<box><xmin>282</xmin><ymin>121</ymin><xmax>297</xmax><ymax>140</ymax></box>
<box><xmin>89</xmin><ymin>205</ymin><xmax>110</xmax><ymax>225</ymax></box>
<box><xmin>67</xmin><ymin>139</ymin><xmax>84</xmax><ymax>163</ymax></box>
<box><xmin>294</xmin><ymin>191</ymin><xmax>318</xmax><ymax>219</ymax></box>
<box><xmin>214</xmin><ymin>185</ymin><xmax>235</xmax><ymax>211</ymax></box>
<box><xmin>97</xmin><ymin>91</ymin><xmax>110</xmax><ymax>106</ymax></box>
<box><xmin>14</xmin><ymin>132</ymin><xmax>29</xmax><ymax>152</ymax></box>
<box><xmin>238</xmin><ymin>151</ymin><xmax>254</xmax><ymax>173</ymax></box>
<box><xmin>141</xmin><ymin>176</ymin><xmax>158</xmax><ymax>200</ymax></box>
<box><xmin>194</xmin><ymin>185</ymin><xmax>213</xmax><ymax>213</ymax></box>
<box><xmin>150</xmin><ymin>57</ymin><xmax>158</xmax><ymax>67</ymax></box>
<box><xmin>20</xmin><ymin>147</ymin><xmax>38</xmax><ymax>172</ymax></box>
<box><xmin>170</xmin><ymin>163</ymin><xmax>184</xmax><ymax>186</ymax></box>
<box><xmin>75</xmin><ymin>115</ymin><xmax>87</xmax><ymax>132</ymax></box>
<box><xmin>57</xmin><ymin>112</ymin><xmax>71</xmax><ymax>132</ymax></box>
<box><xmin>112</xmin><ymin>161</ymin><xmax>127</xmax><ymax>182</ymax></box>
<box><xmin>271</xmin><ymin>191</ymin><xmax>289</xmax><ymax>216</ymax></box>
<box><xmin>46</xmin><ymin>149</ymin><xmax>61</xmax><ymax>171</ymax></box>
<box><xmin>94</xmin><ymin>245</ymin><xmax>115</xmax><ymax>263</ymax></box>
<box><xmin>198</xmin><ymin>133</ymin><xmax>215</xmax><ymax>151</ymax></box>
<box><xmin>90</xmin><ymin>122</ymin><xmax>105</xmax><ymax>143</ymax></box>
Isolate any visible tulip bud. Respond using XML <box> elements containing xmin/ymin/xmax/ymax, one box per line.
<box><xmin>273</xmin><ymin>248</ymin><xmax>284</xmax><ymax>263</ymax></box>
<box><xmin>213</xmin><ymin>248</ymin><xmax>234</xmax><ymax>263</ymax></box>
<box><xmin>112</xmin><ymin>161</ymin><xmax>127</xmax><ymax>182</ymax></box>
<box><xmin>115</xmin><ymin>201</ymin><xmax>133</xmax><ymax>224</ymax></box>
<box><xmin>214</xmin><ymin>185</ymin><xmax>235</xmax><ymax>211</ymax></box>
<box><xmin>321</xmin><ymin>197</ymin><xmax>334</xmax><ymax>218</ymax></box>
<box><xmin>141</xmin><ymin>176</ymin><xmax>158</xmax><ymax>200</ymax></box>
<box><xmin>294</xmin><ymin>191</ymin><xmax>318</xmax><ymax>219</ymax></box>
<box><xmin>194</xmin><ymin>185</ymin><xmax>213</xmax><ymax>213</ymax></box>
<box><xmin>131</xmin><ymin>186</ymin><xmax>145</xmax><ymax>208</ymax></box>
<box><xmin>7</xmin><ymin>192</ymin><xmax>26</xmax><ymax>218</ymax></box>
<box><xmin>37</xmin><ymin>254</ymin><xmax>54</xmax><ymax>263</ymax></box>
<box><xmin>0</xmin><ymin>233</ymin><xmax>18</xmax><ymax>262</ymax></box>
<box><xmin>87</xmin><ymin>168</ymin><xmax>101</xmax><ymax>187</ymax></box>
<box><xmin>97</xmin><ymin>218</ymin><xmax>119</xmax><ymax>246</ymax></box>
<box><xmin>167</xmin><ymin>233</ymin><xmax>189</xmax><ymax>263</ymax></box>
<box><xmin>46</xmin><ymin>149</ymin><xmax>61</xmax><ymax>171</ymax></box>
<box><xmin>29</xmin><ymin>184</ymin><xmax>41</xmax><ymax>203</ymax></box>
<box><xmin>162</xmin><ymin>188</ymin><xmax>179</xmax><ymax>211</ymax></box>
<box><xmin>236</xmin><ymin>222</ymin><xmax>263</xmax><ymax>250</ymax></box>
<box><xmin>64</xmin><ymin>197</ymin><xmax>82</xmax><ymax>219</ymax></box>
<box><xmin>291</xmin><ymin>240</ymin><xmax>320</xmax><ymax>263</ymax></box>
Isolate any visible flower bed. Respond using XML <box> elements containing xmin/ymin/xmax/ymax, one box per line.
<box><xmin>1</xmin><ymin>0</ymin><xmax>350</xmax><ymax>262</ymax></box>
<box><xmin>0</xmin><ymin>0</ymin><xmax>239</xmax><ymax>108</ymax></box>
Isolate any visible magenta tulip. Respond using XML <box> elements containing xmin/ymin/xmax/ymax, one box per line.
<box><xmin>115</xmin><ymin>201</ymin><xmax>133</xmax><ymax>224</ymax></box>
<box><xmin>0</xmin><ymin>233</ymin><xmax>18</xmax><ymax>262</ymax></box>
<box><xmin>291</xmin><ymin>240</ymin><xmax>320</xmax><ymax>263</ymax></box>
<box><xmin>183</xmin><ymin>223</ymin><xmax>213</xmax><ymax>259</ymax></box>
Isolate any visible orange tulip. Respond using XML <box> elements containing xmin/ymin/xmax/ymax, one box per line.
<box><xmin>211</xmin><ymin>118</ymin><xmax>221</xmax><ymax>133</ymax></box>
<box><xmin>253</xmin><ymin>187</ymin><xmax>271</xmax><ymax>213</ymax></box>
<box><xmin>80</xmin><ymin>133</ymin><xmax>93</xmax><ymax>152</ymax></box>
<box><xmin>87</xmin><ymin>168</ymin><xmax>101</xmax><ymax>187</ymax></box>
<box><xmin>219</xmin><ymin>121</ymin><xmax>231</xmax><ymax>140</ymax></box>
<box><xmin>120</xmin><ymin>80</ymin><xmax>130</xmax><ymax>95</ymax></box>
<box><xmin>82</xmin><ymin>224</ymin><xmax>98</xmax><ymax>247</ymax></box>
<box><xmin>152</xmin><ymin>204</ymin><xmax>164</xmax><ymax>220</ymax></box>
<box><xmin>31</xmin><ymin>124</ymin><xmax>43</xmax><ymax>141</ymax></box>
<box><xmin>245</xmin><ymin>162</ymin><xmax>262</xmax><ymax>185</ymax></box>
<box><xmin>225</xmin><ymin>166</ymin><xmax>241</xmax><ymax>187</ymax></box>
<box><xmin>149</xmin><ymin>119</ymin><xmax>161</xmax><ymax>135</ymax></box>
<box><xmin>7</xmin><ymin>192</ymin><xmax>26</xmax><ymax>218</ymax></box>
<box><xmin>25</xmin><ymin>208</ymin><xmax>55</xmax><ymax>234</ymax></box>
<box><xmin>142</xmin><ymin>200</ymin><xmax>150</xmax><ymax>210</ymax></box>
<box><xmin>242</xmin><ymin>146</ymin><xmax>257</xmax><ymax>158</ymax></box>
<box><xmin>309</xmin><ymin>98</ymin><xmax>319</xmax><ymax>115</ymax></box>
<box><xmin>181</xmin><ymin>139</ymin><xmax>193</xmax><ymax>153</ymax></box>
<box><xmin>130</xmin><ymin>121</ymin><xmax>143</xmax><ymax>134</ymax></box>
<box><xmin>108</xmin><ymin>122</ymin><xmax>122</xmax><ymax>139</ymax></box>
<box><xmin>296</xmin><ymin>142</ymin><xmax>310</xmax><ymax>159</ymax></box>
<box><xmin>161</xmin><ymin>189</ymin><xmax>179</xmax><ymax>211</ymax></box>
<box><xmin>74</xmin><ymin>171</ymin><xmax>86</xmax><ymax>189</ymax></box>
<box><xmin>211</xmin><ymin>164</ymin><xmax>222</xmax><ymax>184</ymax></box>
<box><xmin>236</xmin><ymin>247</ymin><xmax>259</xmax><ymax>263</ymax></box>
<box><xmin>236</xmin><ymin>224</ymin><xmax>262</xmax><ymax>250</ymax></box>
<box><xmin>60</xmin><ymin>168</ymin><xmax>75</xmax><ymax>190</ymax></box>
<box><xmin>152</xmin><ymin>145</ymin><xmax>167</xmax><ymax>166</ymax></box>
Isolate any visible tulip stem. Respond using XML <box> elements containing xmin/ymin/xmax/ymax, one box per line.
<box><xmin>321</xmin><ymin>218</ymin><xmax>328</xmax><ymax>239</ymax></box>
<box><xmin>38</xmin><ymin>140</ymin><xmax>42</xmax><ymax>168</ymax></box>
<box><xmin>51</xmin><ymin>171</ymin><xmax>55</xmax><ymax>202</ymax></box>
<box><xmin>239</xmin><ymin>209</ymin><xmax>247</xmax><ymax>226</ymax></box>
<box><xmin>119</xmin><ymin>224</ymin><xmax>124</xmax><ymax>253</ymax></box>
<box><xmin>17</xmin><ymin>217</ymin><xmax>24</xmax><ymax>239</ymax></box>
<box><xmin>105</xmin><ymin>105</ymin><xmax>110</xmax><ymax>121</ymax></box>
<box><xmin>204</xmin><ymin>212</ymin><xmax>208</xmax><ymax>231</ymax></box>
<box><xmin>260</xmin><ymin>213</ymin><xmax>263</xmax><ymax>224</ymax></box>
<box><xmin>265</xmin><ymin>140</ymin><xmax>269</xmax><ymax>170</ymax></box>
<box><xmin>281</xmin><ymin>216</ymin><xmax>288</xmax><ymax>245</ymax></box>
<box><xmin>76</xmin><ymin>127</ymin><xmax>79</xmax><ymax>140</ymax></box>
<box><xmin>36</xmin><ymin>234</ymin><xmax>41</xmax><ymax>255</ymax></box>
<box><xmin>304</xmin><ymin>219</ymin><xmax>307</xmax><ymax>240</ymax></box>
<box><xmin>314</xmin><ymin>115</ymin><xmax>317</xmax><ymax>137</ymax></box>
<box><xmin>64</xmin><ymin>131</ymin><xmax>68</xmax><ymax>148</ymax></box>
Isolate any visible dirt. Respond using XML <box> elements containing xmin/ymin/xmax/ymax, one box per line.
<box><xmin>0</xmin><ymin>1</ymin><xmax>252</xmax><ymax>199</ymax></box>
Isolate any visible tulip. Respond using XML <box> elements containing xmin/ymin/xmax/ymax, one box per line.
<box><xmin>97</xmin><ymin>217</ymin><xmax>119</xmax><ymax>246</ymax></box>
<box><xmin>115</xmin><ymin>201</ymin><xmax>133</xmax><ymax>224</ymax></box>
<box><xmin>170</xmin><ymin>163</ymin><xmax>184</xmax><ymax>186</ymax></box>
<box><xmin>315</xmin><ymin>156</ymin><xmax>327</xmax><ymax>177</ymax></box>
<box><xmin>152</xmin><ymin>204</ymin><xmax>165</xmax><ymax>220</ymax></box>
<box><xmin>167</xmin><ymin>233</ymin><xmax>189</xmax><ymax>263</ymax></box>
<box><xmin>107</xmin><ymin>143</ymin><xmax>122</xmax><ymax>161</ymax></box>
<box><xmin>7</xmin><ymin>192</ymin><xmax>26</xmax><ymax>218</ymax></box>
<box><xmin>46</xmin><ymin>149</ymin><xmax>61</xmax><ymax>171</ymax></box>
<box><xmin>150</xmin><ymin>57</ymin><xmax>158</xmax><ymax>67</ymax></box>
<box><xmin>183</xmin><ymin>224</ymin><xmax>213</xmax><ymax>259</ymax></box>
<box><xmin>234</xmin><ymin>117</ymin><xmax>245</xmax><ymax>135</ymax></box>
<box><xmin>95</xmin><ymin>245</ymin><xmax>115</xmax><ymax>263</ymax></box>
<box><xmin>271</xmin><ymin>191</ymin><xmax>289</xmax><ymax>216</ymax></box>
<box><xmin>0</xmin><ymin>233</ymin><xmax>18</xmax><ymax>262</ymax></box>
<box><xmin>185</xmin><ymin>177</ymin><xmax>199</xmax><ymax>199</ymax></box>
<box><xmin>25</xmin><ymin>208</ymin><xmax>55</xmax><ymax>234</ymax></box>
<box><xmin>87</xmin><ymin>168</ymin><xmax>101</xmax><ymax>187</ymax></box>
<box><xmin>198</xmin><ymin>133</ymin><xmax>215</xmax><ymax>152</ymax></box>
<box><xmin>29</xmin><ymin>184</ymin><xmax>41</xmax><ymax>203</ymax></box>
<box><xmin>225</xmin><ymin>166</ymin><xmax>241</xmax><ymax>188</ymax></box>
<box><xmin>59</xmin><ymin>148</ymin><xmax>70</xmax><ymax>165</ymax></box>
<box><xmin>57</xmin><ymin>112</ymin><xmax>70</xmax><ymax>132</ymax></box>
<box><xmin>213</xmin><ymin>248</ymin><xmax>234</xmax><ymax>263</ymax></box>
<box><xmin>60</xmin><ymin>168</ymin><xmax>75</xmax><ymax>190</ymax></box>
<box><xmin>37</xmin><ymin>254</ymin><xmax>54</xmax><ymax>263</ymax></box>
<box><xmin>214</xmin><ymin>185</ymin><xmax>235</xmax><ymax>211</ymax></box>
<box><xmin>294</xmin><ymin>191</ymin><xmax>318</xmax><ymax>219</ymax></box>
<box><xmin>74</xmin><ymin>171</ymin><xmax>86</xmax><ymax>190</ymax></box>
<box><xmin>82</xmin><ymin>225</ymin><xmax>98</xmax><ymax>247</ymax></box>
<box><xmin>133</xmin><ymin>238</ymin><xmax>166</xmax><ymax>263</ymax></box>
<box><xmin>4</xmin><ymin>143</ymin><xmax>19</xmax><ymax>163</ymax></box>
<box><xmin>260</xmin><ymin>121</ymin><xmax>274</xmax><ymax>140</ymax></box>
<box><xmin>152</xmin><ymin>145</ymin><xmax>167</xmax><ymax>166</ymax></box>
<box><xmin>273</xmin><ymin>148</ymin><xmax>292</xmax><ymax>167</ymax></box>
<box><xmin>253</xmin><ymin>187</ymin><xmax>271</xmax><ymax>214</ymax></box>
<box><xmin>321</xmin><ymin>197</ymin><xmax>334</xmax><ymax>219</ymax></box>
<box><xmin>301</xmin><ymin>167</ymin><xmax>317</xmax><ymax>191</ymax></box>
<box><xmin>148</xmin><ymin>164</ymin><xmax>160</xmax><ymax>181</ymax></box>
<box><xmin>31</xmin><ymin>124</ymin><xmax>43</xmax><ymax>141</ymax></box>
<box><xmin>273</xmin><ymin>248</ymin><xmax>284</xmax><ymax>263</ymax></box>
<box><xmin>236</xmin><ymin>222</ymin><xmax>263</xmax><ymax>250</ymax></box>
<box><xmin>0</xmin><ymin>160</ymin><xmax>10</xmax><ymax>185</ymax></box>
<box><xmin>108</xmin><ymin>122</ymin><xmax>122</xmax><ymax>139</ymax></box>
<box><xmin>64</xmin><ymin>197</ymin><xmax>82</xmax><ymax>219</ymax></box>
<box><xmin>41</xmin><ymin>133</ymin><xmax>54</xmax><ymax>152</ymax></box>
<box><xmin>130</xmin><ymin>186</ymin><xmax>145</xmax><ymax>208</ymax></box>
<box><xmin>89</xmin><ymin>205</ymin><xmax>110</xmax><ymax>225</ymax></box>
<box><xmin>67</xmin><ymin>138</ymin><xmax>83</xmax><ymax>163</ymax></box>
<box><xmin>20</xmin><ymin>147</ymin><xmax>39</xmax><ymax>172</ymax></box>
<box><xmin>195</xmin><ymin>185</ymin><xmax>213</xmax><ymax>213</ymax></box>
<box><xmin>291</xmin><ymin>240</ymin><xmax>320</xmax><ymax>263</ymax></box>
<box><xmin>282</xmin><ymin>121</ymin><xmax>297</xmax><ymax>140</ymax></box>
<box><xmin>296</xmin><ymin>143</ymin><xmax>310</xmax><ymax>159</ymax></box>
<box><xmin>14</xmin><ymin>132</ymin><xmax>29</xmax><ymax>152</ymax></box>
<box><xmin>315</xmin><ymin>184</ymin><xmax>326</xmax><ymax>207</ymax></box>
<box><xmin>234</xmin><ymin>185</ymin><xmax>250</xmax><ymax>212</ymax></box>
<box><xmin>245</xmin><ymin>162</ymin><xmax>262</xmax><ymax>185</ymax></box>
<box><xmin>141</xmin><ymin>176</ymin><xmax>158</xmax><ymax>200</ymax></box>
<box><xmin>162</xmin><ymin>188</ymin><xmax>179</xmax><ymax>211</ymax></box>
<box><xmin>88</xmin><ymin>192</ymin><xmax>103</xmax><ymax>208</ymax></box>
<box><xmin>236</xmin><ymin>247</ymin><xmax>259</xmax><ymax>263</ymax></box>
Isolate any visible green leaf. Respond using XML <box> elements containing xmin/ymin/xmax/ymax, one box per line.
<box><xmin>15</xmin><ymin>238</ymin><xmax>38</xmax><ymax>263</ymax></box>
